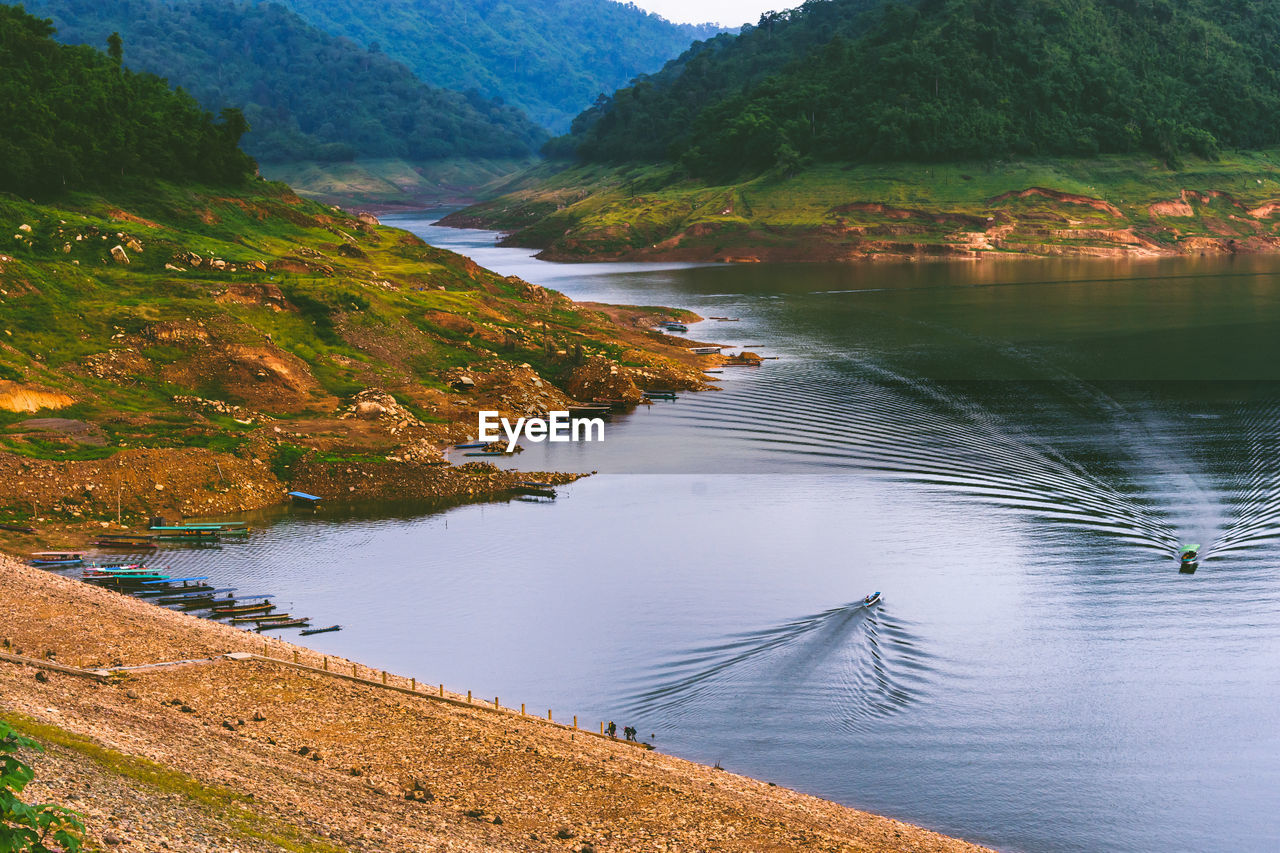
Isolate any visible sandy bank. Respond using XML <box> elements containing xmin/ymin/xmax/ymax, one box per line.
<box><xmin>0</xmin><ymin>556</ymin><xmax>995</xmax><ymax>852</ymax></box>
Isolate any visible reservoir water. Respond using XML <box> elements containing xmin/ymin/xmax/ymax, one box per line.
<box><xmin>155</xmin><ymin>216</ymin><xmax>1280</xmax><ymax>852</ymax></box>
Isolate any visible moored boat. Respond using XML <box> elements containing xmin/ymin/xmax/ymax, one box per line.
<box><xmin>300</xmin><ymin>625</ymin><xmax>341</xmax><ymax>636</ymax></box>
<box><xmin>30</xmin><ymin>552</ymin><xmax>84</xmax><ymax>566</ymax></box>
<box><xmin>85</xmin><ymin>571</ymin><xmax>170</xmax><ymax>584</ymax></box>
<box><xmin>156</xmin><ymin>588</ymin><xmax>235</xmax><ymax>604</ymax></box>
<box><xmin>230</xmin><ymin>613</ymin><xmax>294</xmax><ymax>624</ymax></box>
<box><xmin>212</xmin><ymin>601</ymin><xmax>275</xmax><ymax>616</ymax></box>
<box><xmin>566</xmin><ymin>405</ymin><xmax>611</xmax><ymax>418</ymax></box>
<box><xmin>134</xmin><ymin>578</ymin><xmax>213</xmax><ymax>596</ymax></box>
<box><xmin>256</xmin><ymin>618</ymin><xmax>310</xmax><ymax>631</ymax></box>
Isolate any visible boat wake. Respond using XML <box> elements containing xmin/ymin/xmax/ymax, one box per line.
<box><xmin>1201</xmin><ymin>397</ymin><xmax>1280</xmax><ymax>559</ymax></box>
<box><xmin>622</xmin><ymin>601</ymin><xmax>938</xmax><ymax>732</ymax></box>
<box><xmin>681</xmin><ymin>362</ymin><xmax>1181</xmax><ymax>556</ymax></box>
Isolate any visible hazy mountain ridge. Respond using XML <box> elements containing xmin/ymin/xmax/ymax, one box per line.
<box><xmin>24</xmin><ymin>0</ymin><xmax>549</xmax><ymax>164</ymax></box>
<box><xmin>271</xmin><ymin>0</ymin><xmax>725</xmax><ymax>131</ymax></box>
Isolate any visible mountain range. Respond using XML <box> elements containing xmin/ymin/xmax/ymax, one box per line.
<box><xmin>24</xmin><ymin>0</ymin><xmax>549</xmax><ymax>164</ymax></box>
<box><xmin>272</xmin><ymin>0</ymin><xmax>724</xmax><ymax>131</ymax></box>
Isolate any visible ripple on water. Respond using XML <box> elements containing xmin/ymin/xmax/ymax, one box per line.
<box><xmin>623</xmin><ymin>600</ymin><xmax>942</xmax><ymax>736</ymax></box>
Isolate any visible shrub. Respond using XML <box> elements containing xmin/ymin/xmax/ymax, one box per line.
<box><xmin>0</xmin><ymin>721</ymin><xmax>85</xmax><ymax>853</ymax></box>
<box><xmin>269</xmin><ymin>443</ymin><xmax>308</xmax><ymax>481</ymax></box>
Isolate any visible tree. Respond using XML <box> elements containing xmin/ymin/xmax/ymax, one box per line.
<box><xmin>106</xmin><ymin>31</ymin><xmax>122</xmax><ymax>66</ymax></box>
<box><xmin>0</xmin><ymin>722</ymin><xmax>85</xmax><ymax>853</ymax></box>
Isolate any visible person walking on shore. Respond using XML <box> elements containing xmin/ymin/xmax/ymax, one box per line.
<box><xmin>607</xmin><ymin>721</ymin><xmax>617</xmax><ymax>738</ymax></box>
<box><xmin>623</xmin><ymin>725</ymin><xmax>636</xmax><ymax>742</ymax></box>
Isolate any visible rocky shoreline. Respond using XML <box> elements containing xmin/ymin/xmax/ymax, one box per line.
<box><xmin>0</xmin><ymin>555</ymin><xmax>995</xmax><ymax>852</ymax></box>
<box><xmin>441</xmin><ymin>157</ymin><xmax>1280</xmax><ymax>265</ymax></box>
<box><xmin>0</xmin><ymin>182</ymin><xmax>726</xmax><ymax>553</ymax></box>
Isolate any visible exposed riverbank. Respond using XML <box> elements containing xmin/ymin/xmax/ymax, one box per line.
<box><xmin>0</xmin><ymin>180</ymin><xmax>718</xmax><ymax>552</ymax></box>
<box><xmin>0</xmin><ymin>555</ymin><xmax>993</xmax><ymax>852</ymax></box>
<box><xmin>443</xmin><ymin>153</ymin><xmax>1280</xmax><ymax>263</ymax></box>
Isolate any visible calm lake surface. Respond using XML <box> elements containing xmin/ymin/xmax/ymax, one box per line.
<box><xmin>156</xmin><ymin>216</ymin><xmax>1280</xmax><ymax>852</ymax></box>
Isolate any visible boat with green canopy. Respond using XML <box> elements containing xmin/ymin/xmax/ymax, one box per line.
<box><xmin>1180</xmin><ymin>545</ymin><xmax>1201</xmax><ymax>566</ymax></box>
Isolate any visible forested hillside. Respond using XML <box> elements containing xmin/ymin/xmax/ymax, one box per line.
<box><xmin>272</xmin><ymin>0</ymin><xmax>724</xmax><ymax>131</ymax></box>
<box><xmin>25</xmin><ymin>0</ymin><xmax>548</xmax><ymax>163</ymax></box>
<box><xmin>564</xmin><ymin>0</ymin><xmax>1280</xmax><ymax>178</ymax></box>
<box><xmin>0</xmin><ymin>5</ymin><xmax>253</xmax><ymax>196</ymax></box>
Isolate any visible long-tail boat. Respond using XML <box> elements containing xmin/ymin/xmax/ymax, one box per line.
<box><xmin>255</xmin><ymin>619</ymin><xmax>309</xmax><ymax>631</ymax></box>
<box><xmin>229</xmin><ymin>613</ymin><xmax>293</xmax><ymax>624</ymax></box>
<box><xmin>212</xmin><ymin>602</ymin><xmax>275</xmax><ymax>616</ymax></box>
<box><xmin>30</xmin><ymin>552</ymin><xmax>84</xmax><ymax>566</ymax></box>
<box><xmin>300</xmin><ymin>625</ymin><xmax>341</xmax><ymax>636</ymax></box>
<box><xmin>85</xmin><ymin>571</ymin><xmax>170</xmax><ymax>584</ymax></box>
<box><xmin>134</xmin><ymin>579</ymin><xmax>214</xmax><ymax>597</ymax></box>
<box><xmin>94</xmin><ymin>533</ymin><xmax>158</xmax><ymax>549</ymax></box>
<box><xmin>151</xmin><ymin>528</ymin><xmax>220</xmax><ymax>541</ymax></box>
<box><xmin>156</xmin><ymin>589</ymin><xmax>235</xmax><ymax>605</ymax></box>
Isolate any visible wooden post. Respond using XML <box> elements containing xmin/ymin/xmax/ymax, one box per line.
<box><xmin>467</xmin><ymin>690</ymin><xmax>471</xmax><ymax>703</ymax></box>
<box><xmin>600</xmin><ymin>722</ymin><xmax>604</xmax><ymax>735</ymax></box>
<box><xmin>573</xmin><ymin>715</ymin><xmax>577</xmax><ymax>730</ymax></box>
<box><xmin>323</xmin><ymin>657</ymin><xmax>328</xmax><ymax>671</ymax></box>
<box><xmin>381</xmin><ymin>671</ymin><xmax>386</xmax><ymax>685</ymax></box>
<box><xmin>495</xmin><ymin>697</ymin><xmax>499</xmax><ymax>710</ymax></box>
<box><xmin>521</xmin><ymin>703</ymin><xmax>525</xmax><ymax>716</ymax></box>
<box><xmin>352</xmin><ymin>663</ymin><xmax>357</xmax><ymax>677</ymax></box>
<box><xmin>548</xmin><ymin>710</ymin><xmax>553</xmax><ymax>722</ymax></box>
<box><xmin>263</xmin><ymin>641</ymin><xmax>268</xmax><ymax>656</ymax></box>
<box><xmin>439</xmin><ymin>684</ymin><xmax>444</xmax><ymax>697</ymax></box>
<box><xmin>293</xmin><ymin>650</ymin><xmax>298</xmax><ymax>664</ymax></box>
<box><xmin>411</xmin><ymin>677</ymin><xmax>415</xmax><ymax>691</ymax></box>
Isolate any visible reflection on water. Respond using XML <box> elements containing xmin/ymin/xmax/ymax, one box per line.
<box><xmin>128</xmin><ymin>217</ymin><xmax>1280</xmax><ymax>852</ymax></box>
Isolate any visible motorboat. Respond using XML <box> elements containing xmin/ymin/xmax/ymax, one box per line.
<box><xmin>862</xmin><ymin>591</ymin><xmax>881</xmax><ymax>607</ymax></box>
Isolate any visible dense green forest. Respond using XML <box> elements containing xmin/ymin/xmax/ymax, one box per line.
<box><xmin>0</xmin><ymin>5</ymin><xmax>254</xmax><ymax>196</ymax></box>
<box><xmin>25</xmin><ymin>0</ymin><xmax>548</xmax><ymax>163</ymax></box>
<box><xmin>271</xmin><ymin>0</ymin><xmax>724</xmax><ymax>131</ymax></box>
<box><xmin>564</xmin><ymin>0</ymin><xmax>1280</xmax><ymax>179</ymax></box>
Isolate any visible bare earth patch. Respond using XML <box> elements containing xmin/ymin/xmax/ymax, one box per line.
<box><xmin>1</xmin><ymin>556</ymin><xmax>994</xmax><ymax>852</ymax></box>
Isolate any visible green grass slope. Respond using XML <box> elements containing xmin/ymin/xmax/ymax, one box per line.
<box><xmin>446</xmin><ymin>152</ymin><xmax>1280</xmax><ymax>261</ymax></box>
<box><xmin>259</xmin><ymin>157</ymin><xmax>540</xmax><ymax>208</ymax></box>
